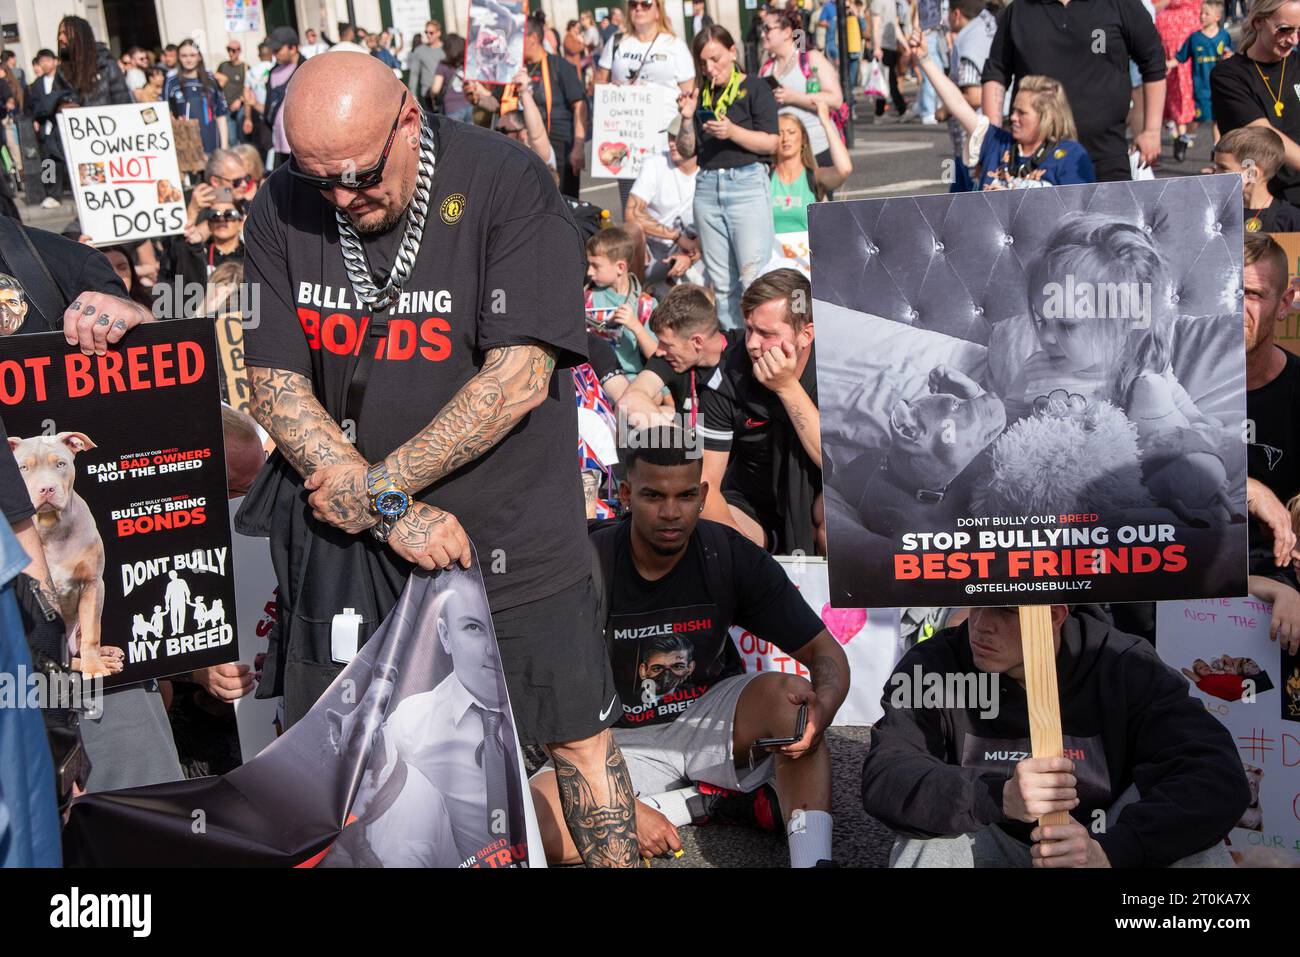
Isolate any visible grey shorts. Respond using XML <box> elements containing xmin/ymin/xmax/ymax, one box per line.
<box><xmin>612</xmin><ymin>672</ymin><xmax>775</xmax><ymax>796</ymax></box>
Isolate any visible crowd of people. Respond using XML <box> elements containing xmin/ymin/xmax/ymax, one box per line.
<box><xmin>0</xmin><ymin>0</ymin><xmax>1298</xmax><ymax>874</ymax></box>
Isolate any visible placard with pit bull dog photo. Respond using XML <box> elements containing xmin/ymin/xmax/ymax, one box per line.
<box><xmin>0</xmin><ymin>318</ymin><xmax>237</xmax><ymax>687</ymax></box>
<box><xmin>810</xmin><ymin>176</ymin><xmax>1248</xmax><ymax>608</ymax></box>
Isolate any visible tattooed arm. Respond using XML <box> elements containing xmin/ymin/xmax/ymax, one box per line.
<box><xmin>247</xmin><ymin>365</ymin><xmax>377</xmax><ymax>534</ymax></box>
<box><xmin>551</xmin><ymin>731</ymin><xmax>641</xmax><ymax>868</ymax></box>
<box><xmin>785</xmin><ymin>629</ymin><xmax>850</xmax><ymax>758</ymax></box>
<box><xmin>381</xmin><ymin>342</ymin><xmax>558</xmax><ymax>493</ymax></box>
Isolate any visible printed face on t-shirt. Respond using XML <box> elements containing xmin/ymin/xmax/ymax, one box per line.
<box><xmin>639</xmin><ymin>640</ymin><xmax>695</xmax><ymax>695</ymax></box>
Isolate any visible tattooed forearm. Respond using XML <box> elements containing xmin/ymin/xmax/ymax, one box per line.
<box><xmin>552</xmin><ymin>734</ymin><xmax>639</xmax><ymax>868</ymax></box>
<box><xmin>676</xmin><ymin>116</ymin><xmax>697</xmax><ymax>158</ymax></box>
<box><xmin>385</xmin><ymin>344</ymin><xmax>556</xmax><ymax>493</ymax></box>
<box><xmin>248</xmin><ymin>366</ymin><xmax>362</xmax><ymax>479</ymax></box>
<box><xmin>780</xmin><ymin>386</ymin><xmax>822</xmax><ymax>469</ymax></box>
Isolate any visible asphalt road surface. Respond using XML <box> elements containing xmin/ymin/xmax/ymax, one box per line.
<box><xmin>11</xmin><ymin>80</ymin><xmax>1221</xmax><ymax>868</ymax></box>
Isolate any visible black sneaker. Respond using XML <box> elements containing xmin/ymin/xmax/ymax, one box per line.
<box><xmin>687</xmin><ymin>782</ymin><xmax>783</xmax><ymax>831</ymax></box>
<box><xmin>1173</xmin><ymin>135</ymin><xmax>1189</xmax><ymax>163</ymax></box>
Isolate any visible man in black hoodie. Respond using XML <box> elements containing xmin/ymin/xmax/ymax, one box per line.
<box><xmin>862</xmin><ymin>605</ymin><xmax>1250</xmax><ymax>867</ymax></box>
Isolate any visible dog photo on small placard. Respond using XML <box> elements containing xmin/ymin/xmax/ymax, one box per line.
<box><xmin>0</xmin><ymin>319</ymin><xmax>237</xmax><ymax>686</ymax></box>
<box><xmin>810</xmin><ymin>176</ymin><xmax>1248</xmax><ymax>608</ymax></box>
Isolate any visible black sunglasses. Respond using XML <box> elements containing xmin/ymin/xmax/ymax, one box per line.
<box><xmin>288</xmin><ymin>90</ymin><xmax>409</xmax><ymax>191</ymax></box>
<box><xmin>201</xmin><ymin>208</ymin><xmax>244</xmax><ymax>223</ymax></box>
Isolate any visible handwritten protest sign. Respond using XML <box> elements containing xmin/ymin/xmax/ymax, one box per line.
<box><xmin>57</xmin><ymin>102</ymin><xmax>186</xmax><ymax>245</ymax></box>
<box><xmin>592</xmin><ymin>83</ymin><xmax>678</xmax><ymax>180</ymax></box>
<box><xmin>729</xmin><ymin>557</ymin><xmax>899</xmax><ymax>725</ymax></box>
<box><xmin>1157</xmin><ymin>597</ymin><xmax>1300</xmax><ymax>865</ymax></box>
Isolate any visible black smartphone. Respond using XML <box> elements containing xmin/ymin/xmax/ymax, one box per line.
<box><xmin>763</xmin><ymin>75</ymin><xmax>781</xmax><ymax>91</ymax></box>
<box><xmin>696</xmin><ymin>107</ymin><xmax>717</xmax><ymax>124</ymax></box>
<box><xmin>749</xmin><ymin>702</ymin><xmax>809</xmax><ymax>767</ymax></box>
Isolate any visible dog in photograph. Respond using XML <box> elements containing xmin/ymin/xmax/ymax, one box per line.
<box><xmin>10</xmin><ymin>431</ymin><xmax>123</xmax><ymax>677</ymax></box>
<box><xmin>834</xmin><ymin>366</ymin><xmax>1006</xmax><ymax>537</ymax></box>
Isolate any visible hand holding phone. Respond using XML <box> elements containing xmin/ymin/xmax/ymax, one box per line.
<box><xmin>749</xmin><ymin>702</ymin><xmax>809</xmax><ymax>769</ymax></box>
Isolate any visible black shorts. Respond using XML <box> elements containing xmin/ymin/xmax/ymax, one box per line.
<box><xmin>722</xmin><ymin>487</ymin><xmax>779</xmax><ymax>552</ymax></box>
<box><xmin>493</xmin><ymin>574</ymin><xmax>620</xmax><ymax>747</ymax></box>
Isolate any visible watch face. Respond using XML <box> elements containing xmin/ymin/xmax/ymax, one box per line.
<box><xmin>375</xmin><ymin>489</ymin><xmax>410</xmax><ymax>518</ymax></box>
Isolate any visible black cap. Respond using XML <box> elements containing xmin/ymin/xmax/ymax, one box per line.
<box><xmin>266</xmin><ymin>26</ymin><xmax>299</xmax><ymax>51</ymax></box>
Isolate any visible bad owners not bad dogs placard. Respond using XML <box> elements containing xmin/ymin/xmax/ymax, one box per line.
<box><xmin>0</xmin><ymin>318</ymin><xmax>237</xmax><ymax>686</ymax></box>
<box><xmin>810</xmin><ymin>176</ymin><xmax>1248</xmax><ymax>608</ymax></box>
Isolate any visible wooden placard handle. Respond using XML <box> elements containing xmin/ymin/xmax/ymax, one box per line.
<box><xmin>1018</xmin><ymin>605</ymin><xmax>1070</xmax><ymax>828</ymax></box>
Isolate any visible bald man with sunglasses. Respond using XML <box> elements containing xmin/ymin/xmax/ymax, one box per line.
<box><xmin>242</xmin><ymin>52</ymin><xmax>641</xmax><ymax>868</ymax></box>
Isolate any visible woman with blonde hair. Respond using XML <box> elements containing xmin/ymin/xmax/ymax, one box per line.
<box><xmin>909</xmin><ymin>30</ymin><xmax>1095</xmax><ymax>189</ymax></box>
<box><xmin>1210</xmin><ymin>0</ymin><xmax>1300</xmax><ymax>204</ymax></box>
<box><xmin>771</xmin><ymin>104</ymin><xmax>853</xmax><ymax>238</ymax></box>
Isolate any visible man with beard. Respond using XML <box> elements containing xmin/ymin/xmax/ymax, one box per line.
<box><xmin>530</xmin><ymin>432</ymin><xmax>851</xmax><ymax>866</ymax></box>
<box><xmin>1241</xmin><ymin>233</ymin><xmax>1300</xmax><ymax>654</ymax></box>
<box><xmin>242</xmin><ymin>52</ymin><xmax>639</xmax><ymax>868</ymax></box>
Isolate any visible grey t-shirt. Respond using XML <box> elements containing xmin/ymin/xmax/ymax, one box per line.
<box><xmin>872</xmin><ymin>0</ymin><xmax>912</xmax><ymax>51</ymax></box>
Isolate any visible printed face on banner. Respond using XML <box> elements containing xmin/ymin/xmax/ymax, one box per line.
<box><xmin>0</xmin><ymin>320</ymin><xmax>236</xmax><ymax>686</ymax></box>
<box><xmin>810</xmin><ymin>177</ymin><xmax>1248</xmax><ymax>608</ymax></box>
<box><xmin>466</xmin><ymin>0</ymin><xmax>528</xmax><ymax>85</ymax></box>
<box><xmin>61</xmin><ymin>552</ymin><xmax>541</xmax><ymax>868</ymax></box>
<box><xmin>57</xmin><ymin>103</ymin><xmax>187</xmax><ymax>245</ymax></box>
<box><xmin>1157</xmin><ymin>598</ymin><xmax>1300</xmax><ymax>865</ymax></box>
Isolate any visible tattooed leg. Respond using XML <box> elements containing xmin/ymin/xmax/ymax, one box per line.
<box><xmin>550</xmin><ymin>731</ymin><xmax>639</xmax><ymax>868</ymax></box>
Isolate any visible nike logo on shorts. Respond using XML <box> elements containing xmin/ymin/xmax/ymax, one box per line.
<box><xmin>599</xmin><ymin>695</ymin><xmax>617</xmax><ymax>721</ymax></box>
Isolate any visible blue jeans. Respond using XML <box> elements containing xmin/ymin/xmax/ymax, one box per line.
<box><xmin>446</xmin><ymin>104</ymin><xmax>474</xmax><ymax>123</ymax></box>
<box><xmin>226</xmin><ymin>105</ymin><xmax>246</xmax><ymax>146</ymax></box>
<box><xmin>916</xmin><ymin>32</ymin><xmax>949</xmax><ymax>119</ymax></box>
<box><xmin>694</xmin><ymin>163</ymin><xmax>777</xmax><ymax>330</ymax></box>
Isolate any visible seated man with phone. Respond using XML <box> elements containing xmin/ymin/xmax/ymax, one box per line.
<box><xmin>529</xmin><ymin>429</ymin><xmax>850</xmax><ymax>867</ymax></box>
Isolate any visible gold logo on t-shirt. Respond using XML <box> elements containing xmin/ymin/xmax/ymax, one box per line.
<box><xmin>440</xmin><ymin>193</ymin><xmax>467</xmax><ymax>225</ymax></box>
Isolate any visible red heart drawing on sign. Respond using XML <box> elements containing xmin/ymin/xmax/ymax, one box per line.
<box><xmin>821</xmin><ymin>605</ymin><xmax>866</xmax><ymax>645</ymax></box>
<box><xmin>598</xmin><ymin>141</ymin><xmax>630</xmax><ymax>174</ymax></box>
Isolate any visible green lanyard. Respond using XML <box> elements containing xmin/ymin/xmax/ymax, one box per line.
<box><xmin>701</xmin><ymin>67</ymin><xmax>742</xmax><ymax>118</ymax></box>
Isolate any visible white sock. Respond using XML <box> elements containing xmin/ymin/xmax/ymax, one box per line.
<box><xmin>640</xmin><ymin>786</ymin><xmax>699</xmax><ymax>828</ymax></box>
<box><xmin>787</xmin><ymin>809</ymin><xmax>833</xmax><ymax>868</ymax></box>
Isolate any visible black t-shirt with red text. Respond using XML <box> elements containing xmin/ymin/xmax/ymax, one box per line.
<box><xmin>242</xmin><ymin>114</ymin><xmax>590</xmax><ymax>610</ymax></box>
<box><xmin>605</xmin><ymin>519</ymin><xmax>822</xmax><ymax>727</ymax></box>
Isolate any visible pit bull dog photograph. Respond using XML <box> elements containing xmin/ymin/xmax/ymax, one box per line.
<box><xmin>833</xmin><ymin>365</ymin><xmax>1007</xmax><ymax>538</ymax></box>
<box><xmin>10</xmin><ymin>431</ymin><xmax>123</xmax><ymax>677</ymax></box>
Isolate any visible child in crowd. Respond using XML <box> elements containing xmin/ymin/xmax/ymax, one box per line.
<box><xmin>585</xmin><ymin>227</ymin><xmax>658</xmax><ymax>375</ymax></box>
<box><xmin>991</xmin><ymin>214</ymin><xmax>1211</xmax><ymax>429</ymax></box>
<box><xmin>1211</xmin><ymin>126</ymin><xmax>1300</xmax><ymax>232</ymax></box>
<box><xmin>991</xmin><ymin>214</ymin><xmax>1237</xmax><ymax>522</ymax></box>
<box><xmin>1171</xmin><ymin>0</ymin><xmax>1232</xmax><ymax>157</ymax></box>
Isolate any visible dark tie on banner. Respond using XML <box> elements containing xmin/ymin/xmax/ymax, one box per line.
<box><xmin>61</xmin><ymin>545</ymin><xmax>539</xmax><ymax>868</ymax></box>
<box><xmin>473</xmin><ymin>704</ymin><xmax>509</xmax><ymax>839</ymax></box>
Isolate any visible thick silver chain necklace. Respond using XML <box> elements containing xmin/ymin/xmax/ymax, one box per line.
<box><xmin>335</xmin><ymin>117</ymin><xmax>436</xmax><ymax>312</ymax></box>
